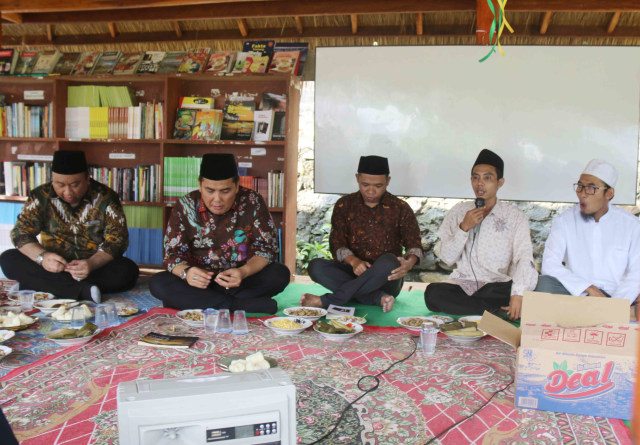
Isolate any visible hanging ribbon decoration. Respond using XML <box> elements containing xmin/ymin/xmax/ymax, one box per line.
<box><xmin>479</xmin><ymin>0</ymin><xmax>514</xmax><ymax>62</ymax></box>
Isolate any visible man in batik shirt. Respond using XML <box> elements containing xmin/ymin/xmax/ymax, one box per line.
<box><xmin>150</xmin><ymin>153</ymin><xmax>289</xmax><ymax>313</ymax></box>
<box><xmin>0</xmin><ymin>150</ymin><xmax>138</xmax><ymax>302</ymax></box>
<box><xmin>301</xmin><ymin>155</ymin><xmax>423</xmax><ymax>312</ymax></box>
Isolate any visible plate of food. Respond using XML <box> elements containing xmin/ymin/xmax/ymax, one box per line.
<box><xmin>334</xmin><ymin>315</ymin><xmax>367</xmax><ymax>325</ymax></box>
<box><xmin>424</xmin><ymin>314</ymin><xmax>454</xmax><ymax>326</ymax></box>
<box><xmin>8</xmin><ymin>291</ymin><xmax>55</xmax><ymax>302</ymax></box>
<box><xmin>282</xmin><ymin>307</ymin><xmax>327</xmax><ymax>321</ymax></box>
<box><xmin>50</xmin><ymin>304</ymin><xmax>93</xmax><ymax>322</ymax></box>
<box><xmin>263</xmin><ymin>317</ymin><xmax>312</xmax><ymax>336</ymax></box>
<box><xmin>313</xmin><ymin>319</ymin><xmax>363</xmax><ymax>342</ymax></box>
<box><xmin>458</xmin><ymin>315</ymin><xmax>483</xmax><ymax>327</ymax></box>
<box><xmin>35</xmin><ymin>299</ymin><xmax>78</xmax><ymax>315</ymax></box>
<box><xmin>441</xmin><ymin>324</ymin><xmax>486</xmax><ymax>343</ymax></box>
<box><xmin>396</xmin><ymin>316</ymin><xmax>437</xmax><ymax>334</ymax></box>
<box><xmin>115</xmin><ymin>303</ymin><xmax>139</xmax><ymax>316</ymax></box>
<box><xmin>0</xmin><ymin>312</ymin><xmax>38</xmax><ymax>331</ymax></box>
<box><xmin>0</xmin><ymin>329</ymin><xmax>15</xmax><ymax>343</ymax></box>
<box><xmin>0</xmin><ymin>345</ymin><xmax>12</xmax><ymax>361</ymax></box>
<box><xmin>176</xmin><ymin>309</ymin><xmax>204</xmax><ymax>327</ymax></box>
<box><xmin>155</xmin><ymin>320</ymin><xmax>192</xmax><ymax>335</ymax></box>
<box><xmin>218</xmin><ymin>352</ymin><xmax>278</xmax><ymax>372</ymax></box>
<box><xmin>45</xmin><ymin>323</ymin><xmax>102</xmax><ymax>347</ymax></box>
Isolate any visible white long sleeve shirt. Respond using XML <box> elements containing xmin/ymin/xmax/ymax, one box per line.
<box><xmin>541</xmin><ymin>205</ymin><xmax>640</xmax><ymax>303</ymax></box>
<box><xmin>439</xmin><ymin>200</ymin><xmax>538</xmax><ymax>296</ymax></box>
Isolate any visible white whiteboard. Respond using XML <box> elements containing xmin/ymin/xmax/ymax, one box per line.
<box><xmin>315</xmin><ymin>46</ymin><xmax>640</xmax><ymax>204</ymax></box>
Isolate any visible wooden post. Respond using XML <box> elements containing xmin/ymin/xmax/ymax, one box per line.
<box><xmin>476</xmin><ymin>0</ymin><xmax>498</xmax><ymax>45</ymax></box>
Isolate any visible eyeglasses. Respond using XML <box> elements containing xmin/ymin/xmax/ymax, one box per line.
<box><xmin>573</xmin><ymin>183</ymin><xmax>608</xmax><ymax>195</ymax></box>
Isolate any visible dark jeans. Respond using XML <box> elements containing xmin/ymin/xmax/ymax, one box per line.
<box><xmin>424</xmin><ymin>281</ymin><xmax>513</xmax><ymax>315</ymax></box>
<box><xmin>308</xmin><ymin>253</ymin><xmax>402</xmax><ymax>307</ymax></box>
<box><xmin>149</xmin><ymin>262</ymin><xmax>290</xmax><ymax>314</ymax></box>
<box><xmin>0</xmin><ymin>249</ymin><xmax>139</xmax><ymax>300</ymax></box>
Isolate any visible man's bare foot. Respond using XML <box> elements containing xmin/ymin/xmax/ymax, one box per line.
<box><xmin>381</xmin><ymin>295</ymin><xmax>395</xmax><ymax>312</ymax></box>
<box><xmin>300</xmin><ymin>293</ymin><xmax>323</xmax><ymax>308</ymax></box>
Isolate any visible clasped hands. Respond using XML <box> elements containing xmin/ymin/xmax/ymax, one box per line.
<box><xmin>41</xmin><ymin>252</ymin><xmax>91</xmax><ymax>281</ymax></box>
<box><xmin>348</xmin><ymin>256</ymin><xmax>415</xmax><ymax>281</ymax></box>
<box><xmin>185</xmin><ymin>266</ymin><xmax>244</xmax><ymax>290</ymax></box>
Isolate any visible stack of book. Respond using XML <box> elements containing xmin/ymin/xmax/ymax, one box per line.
<box><xmin>163</xmin><ymin>157</ymin><xmax>201</xmax><ymax>204</ymax></box>
<box><xmin>238</xmin><ymin>176</ymin><xmax>268</xmax><ymax>197</ymax></box>
<box><xmin>267</xmin><ymin>170</ymin><xmax>284</xmax><ymax>208</ymax></box>
<box><xmin>0</xmin><ymin>103</ymin><xmax>53</xmax><ymax>138</ymax></box>
<box><xmin>89</xmin><ymin>164</ymin><xmax>160</xmax><ymax>203</ymax></box>
<box><xmin>2</xmin><ymin>161</ymin><xmax>51</xmax><ymax>197</ymax></box>
<box><xmin>173</xmin><ymin>97</ymin><xmax>222</xmax><ymax>141</ymax></box>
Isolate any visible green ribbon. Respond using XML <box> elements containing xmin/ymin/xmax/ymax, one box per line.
<box><xmin>479</xmin><ymin>0</ymin><xmax>503</xmax><ymax>62</ymax></box>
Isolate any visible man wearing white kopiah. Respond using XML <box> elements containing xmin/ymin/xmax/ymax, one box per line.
<box><xmin>536</xmin><ymin>159</ymin><xmax>640</xmax><ymax>303</ymax></box>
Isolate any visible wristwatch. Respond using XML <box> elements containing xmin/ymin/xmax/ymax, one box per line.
<box><xmin>35</xmin><ymin>252</ymin><xmax>45</xmax><ymax>266</ymax></box>
<box><xmin>180</xmin><ymin>267</ymin><xmax>191</xmax><ymax>280</ymax></box>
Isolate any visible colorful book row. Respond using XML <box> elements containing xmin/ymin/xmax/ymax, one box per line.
<box><xmin>90</xmin><ymin>165</ymin><xmax>160</xmax><ymax>203</ymax></box>
<box><xmin>65</xmin><ymin>103</ymin><xmax>163</xmax><ymax>140</ymax></box>
<box><xmin>0</xmin><ymin>102</ymin><xmax>53</xmax><ymax>138</ymax></box>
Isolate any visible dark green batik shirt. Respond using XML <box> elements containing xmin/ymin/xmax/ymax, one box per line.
<box><xmin>11</xmin><ymin>179</ymin><xmax>129</xmax><ymax>261</ymax></box>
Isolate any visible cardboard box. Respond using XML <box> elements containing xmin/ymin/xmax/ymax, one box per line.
<box><xmin>479</xmin><ymin>292</ymin><xmax>637</xmax><ymax>419</ymax></box>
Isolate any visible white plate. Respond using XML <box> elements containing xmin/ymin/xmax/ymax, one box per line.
<box><xmin>313</xmin><ymin>323</ymin><xmax>363</xmax><ymax>342</ymax></box>
<box><xmin>0</xmin><ymin>344</ymin><xmax>12</xmax><ymax>361</ymax></box>
<box><xmin>263</xmin><ymin>317</ymin><xmax>312</xmax><ymax>336</ymax></box>
<box><xmin>8</xmin><ymin>291</ymin><xmax>55</xmax><ymax>302</ymax></box>
<box><xmin>425</xmin><ymin>315</ymin><xmax>454</xmax><ymax>326</ymax></box>
<box><xmin>35</xmin><ymin>299</ymin><xmax>78</xmax><ymax>315</ymax></box>
<box><xmin>282</xmin><ymin>307</ymin><xmax>327</xmax><ymax>321</ymax></box>
<box><xmin>45</xmin><ymin>328</ymin><xmax>102</xmax><ymax>347</ymax></box>
<box><xmin>444</xmin><ymin>330</ymin><xmax>486</xmax><ymax>343</ymax></box>
<box><xmin>176</xmin><ymin>309</ymin><xmax>204</xmax><ymax>327</ymax></box>
<box><xmin>396</xmin><ymin>316</ymin><xmax>438</xmax><ymax>333</ymax></box>
<box><xmin>114</xmin><ymin>303</ymin><xmax>139</xmax><ymax>316</ymax></box>
<box><xmin>334</xmin><ymin>315</ymin><xmax>367</xmax><ymax>325</ymax></box>
<box><xmin>0</xmin><ymin>330</ymin><xmax>15</xmax><ymax>343</ymax></box>
<box><xmin>459</xmin><ymin>316</ymin><xmax>483</xmax><ymax>327</ymax></box>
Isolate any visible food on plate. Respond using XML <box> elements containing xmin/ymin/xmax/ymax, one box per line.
<box><xmin>315</xmin><ymin>319</ymin><xmax>355</xmax><ymax>334</ymax></box>
<box><xmin>46</xmin><ymin>322</ymin><xmax>98</xmax><ymax>339</ymax></box>
<box><xmin>440</xmin><ymin>322</ymin><xmax>464</xmax><ymax>331</ymax></box>
<box><xmin>0</xmin><ymin>311</ymin><xmax>34</xmax><ymax>327</ymax></box>
<box><xmin>33</xmin><ymin>292</ymin><xmax>52</xmax><ymax>301</ymax></box>
<box><xmin>228</xmin><ymin>351</ymin><xmax>271</xmax><ymax>373</ymax></box>
<box><xmin>443</xmin><ymin>326</ymin><xmax>484</xmax><ymax>337</ymax></box>
<box><xmin>335</xmin><ymin>315</ymin><xmax>366</xmax><ymax>324</ymax></box>
<box><xmin>116</xmin><ymin>306</ymin><xmax>138</xmax><ymax>316</ymax></box>
<box><xmin>51</xmin><ymin>304</ymin><xmax>92</xmax><ymax>321</ymax></box>
<box><xmin>402</xmin><ymin>317</ymin><xmax>433</xmax><ymax>328</ymax></box>
<box><xmin>270</xmin><ymin>318</ymin><xmax>304</xmax><ymax>330</ymax></box>
<box><xmin>48</xmin><ymin>301</ymin><xmax>77</xmax><ymax>309</ymax></box>
<box><xmin>182</xmin><ymin>311</ymin><xmax>203</xmax><ymax>321</ymax></box>
<box><xmin>286</xmin><ymin>308</ymin><xmax>323</xmax><ymax>317</ymax></box>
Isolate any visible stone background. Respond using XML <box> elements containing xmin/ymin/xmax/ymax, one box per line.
<box><xmin>295</xmin><ymin>82</ymin><xmax>640</xmax><ymax>282</ymax></box>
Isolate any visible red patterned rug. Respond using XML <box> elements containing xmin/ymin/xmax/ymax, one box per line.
<box><xmin>0</xmin><ymin>309</ymin><xmax>632</xmax><ymax>445</ymax></box>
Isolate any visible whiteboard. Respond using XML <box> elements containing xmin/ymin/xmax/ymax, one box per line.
<box><xmin>314</xmin><ymin>46</ymin><xmax>640</xmax><ymax>204</ymax></box>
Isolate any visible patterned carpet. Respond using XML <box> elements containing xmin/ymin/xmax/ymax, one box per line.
<box><xmin>0</xmin><ymin>309</ymin><xmax>632</xmax><ymax>445</ymax></box>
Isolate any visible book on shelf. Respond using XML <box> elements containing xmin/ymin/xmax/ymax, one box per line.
<box><xmin>252</xmin><ymin>110</ymin><xmax>274</xmax><ymax>142</ymax></box>
<box><xmin>260</xmin><ymin>92</ymin><xmax>287</xmax><ymax>111</ymax></box>
<box><xmin>173</xmin><ymin>108</ymin><xmax>197</xmax><ymax>140</ymax></box>
<box><xmin>242</xmin><ymin>40</ymin><xmax>275</xmax><ymax>59</ymax></box>
<box><xmin>52</xmin><ymin>52</ymin><xmax>81</xmax><ymax>75</ymax></box>
<box><xmin>31</xmin><ymin>50</ymin><xmax>62</xmax><ymax>75</ymax></box>
<box><xmin>2</xmin><ymin>161</ymin><xmax>51</xmax><ymax>197</ymax></box>
<box><xmin>91</xmin><ymin>50</ymin><xmax>122</xmax><ymax>75</ymax></box>
<box><xmin>90</xmin><ymin>164</ymin><xmax>160</xmax><ymax>203</ymax></box>
<box><xmin>192</xmin><ymin>109</ymin><xmax>222</xmax><ymax>141</ymax></box>
<box><xmin>268</xmin><ymin>51</ymin><xmax>300</xmax><ymax>74</ymax></box>
<box><xmin>271</xmin><ymin>111</ymin><xmax>286</xmax><ymax>141</ymax></box>
<box><xmin>113</xmin><ymin>52</ymin><xmax>144</xmax><ymax>75</ymax></box>
<box><xmin>68</xmin><ymin>85</ymin><xmax>137</xmax><ymax>108</ymax></box>
<box><xmin>1</xmin><ymin>103</ymin><xmax>52</xmax><ymax>138</ymax></box>
<box><xmin>221</xmin><ymin>121</ymin><xmax>254</xmax><ymax>141</ymax></box>
<box><xmin>136</xmin><ymin>51</ymin><xmax>166</xmax><ymax>74</ymax></box>
<box><xmin>205</xmin><ymin>51</ymin><xmax>236</xmax><ymax>74</ymax></box>
<box><xmin>178</xmin><ymin>96</ymin><xmax>214</xmax><ymax>110</ymax></box>
<box><xmin>13</xmin><ymin>51</ymin><xmax>40</xmax><ymax>75</ymax></box>
<box><xmin>267</xmin><ymin>170</ymin><xmax>284</xmax><ymax>207</ymax></box>
<box><xmin>223</xmin><ymin>97</ymin><xmax>255</xmax><ymax>122</ymax></box>
<box><xmin>138</xmin><ymin>332</ymin><xmax>198</xmax><ymax>348</ymax></box>
<box><xmin>73</xmin><ymin>51</ymin><xmax>102</xmax><ymax>76</ymax></box>
<box><xmin>177</xmin><ymin>48</ymin><xmax>210</xmax><ymax>74</ymax></box>
<box><xmin>274</xmin><ymin>42</ymin><xmax>309</xmax><ymax>75</ymax></box>
<box><xmin>231</xmin><ymin>51</ymin><xmax>263</xmax><ymax>74</ymax></box>
<box><xmin>0</xmin><ymin>49</ymin><xmax>17</xmax><ymax>76</ymax></box>
<box><xmin>239</xmin><ymin>176</ymin><xmax>268</xmax><ymax>198</ymax></box>
<box><xmin>157</xmin><ymin>51</ymin><xmax>186</xmax><ymax>74</ymax></box>
<box><xmin>66</xmin><ymin>103</ymin><xmax>163</xmax><ymax>140</ymax></box>
<box><xmin>163</xmin><ymin>157</ymin><xmax>201</xmax><ymax>204</ymax></box>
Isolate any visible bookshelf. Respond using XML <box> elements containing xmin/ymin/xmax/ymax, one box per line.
<box><xmin>0</xmin><ymin>73</ymin><xmax>300</xmax><ymax>273</ymax></box>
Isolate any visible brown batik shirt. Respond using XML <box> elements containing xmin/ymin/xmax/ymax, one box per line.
<box><xmin>329</xmin><ymin>191</ymin><xmax>423</xmax><ymax>264</ymax></box>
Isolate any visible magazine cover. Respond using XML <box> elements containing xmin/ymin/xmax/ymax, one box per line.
<box><xmin>177</xmin><ymin>48</ymin><xmax>210</xmax><ymax>74</ymax></box>
<box><xmin>137</xmin><ymin>51</ymin><xmax>166</xmax><ymax>74</ymax></box>
<box><xmin>274</xmin><ymin>42</ymin><xmax>309</xmax><ymax>75</ymax></box>
<box><xmin>157</xmin><ymin>51</ymin><xmax>186</xmax><ymax>74</ymax></box>
<box><xmin>91</xmin><ymin>50</ymin><xmax>122</xmax><ymax>75</ymax></box>
<box><xmin>192</xmin><ymin>109</ymin><xmax>220</xmax><ymax>140</ymax></box>
<box><xmin>0</xmin><ymin>49</ymin><xmax>17</xmax><ymax>76</ymax></box>
<box><xmin>260</xmin><ymin>92</ymin><xmax>287</xmax><ymax>111</ymax></box>
<box><xmin>73</xmin><ymin>51</ymin><xmax>102</xmax><ymax>76</ymax></box>
<box><xmin>113</xmin><ymin>52</ymin><xmax>144</xmax><ymax>75</ymax></box>
<box><xmin>172</xmin><ymin>108</ymin><xmax>198</xmax><ymax>139</ymax></box>
<box><xmin>268</xmin><ymin>51</ymin><xmax>300</xmax><ymax>74</ymax></box>
<box><xmin>14</xmin><ymin>51</ymin><xmax>40</xmax><ymax>75</ymax></box>
<box><xmin>52</xmin><ymin>52</ymin><xmax>81</xmax><ymax>75</ymax></box>
<box><xmin>31</xmin><ymin>50</ymin><xmax>62</xmax><ymax>75</ymax></box>
<box><xmin>205</xmin><ymin>51</ymin><xmax>236</xmax><ymax>74</ymax></box>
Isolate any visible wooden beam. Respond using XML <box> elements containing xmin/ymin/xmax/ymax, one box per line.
<box><xmin>476</xmin><ymin>0</ymin><xmax>498</xmax><ymax>44</ymax></box>
<box><xmin>2</xmin><ymin>13</ymin><xmax>22</xmax><ymax>23</ymax></box>
<box><xmin>608</xmin><ymin>11</ymin><xmax>621</xmax><ymax>34</ymax></box>
<box><xmin>540</xmin><ymin>11</ymin><xmax>552</xmax><ymax>34</ymax></box>
<box><xmin>173</xmin><ymin>20</ymin><xmax>182</xmax><ymax>38</ymax></box>
<box><xmin>294</xmin><ymin>16</ymin><xmax>303</xmax><ymax>34</ymax></box>
<box><xmin>350</xmin><ymin>14</ymin><xmax>357</xmax><ymax>34</ymax></box>
<box><xmin>416</xmin><ymin>12</ymin><xmax>423</xmax><ymax>35</ymax></box>
<box><xmin>237</xmin><ymin>18</ymin><xmax>248</xmax><ymax>37</ymax></box>
<box><xmin>0</xmin><ymin>0</ymin><xmax>267</xmax><ymax>13</ymax></box>
<box><xmin>46</xmin><ymin>24</ymin><xmax>53</xmax><ymax>41</ymax></box>
<box><xmin>108</xmin><ymin>22</ymin><xmax>116</xmax><ymax>38</ymax></box>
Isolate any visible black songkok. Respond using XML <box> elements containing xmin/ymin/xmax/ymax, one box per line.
<box><xmin>473</xmin><ymin>149</ymin><xmax>504</xmax><ymax>179</ymax></box>
<box><xmin>200</xmin><ymin>153</ymin><xmax>238</xmax><ymax>180</ymax></box>
<box><xmin>357</xmin><ymin>155</ymin><xmax>390</xmax><ymax>176</ymax></box>
<box><xmin>51</xmin><ymin>150</ymin><xmax>88</xmax><ymax>175</ymax></box>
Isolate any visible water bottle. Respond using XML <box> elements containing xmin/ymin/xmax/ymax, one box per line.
<box><xmin>203</xmin><ymin>308</ymin><xmax>218</xmax><ymax>335</ymax></box>
<box><xmin>420</xmin><ymin>322</ymin><xmax>437</xmax><ymax>355</ymax></box>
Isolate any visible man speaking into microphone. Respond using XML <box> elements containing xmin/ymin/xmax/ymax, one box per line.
<box><xmin>424</xmin><ymin>149</ymin><xmax>537</xmax><ymax>319</ymax></box>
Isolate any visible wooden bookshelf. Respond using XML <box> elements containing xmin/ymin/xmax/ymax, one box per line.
<box><xmin>0</xmin><ymin>73</ymin><xmax>300</xmax><ymax>273</ymax></box>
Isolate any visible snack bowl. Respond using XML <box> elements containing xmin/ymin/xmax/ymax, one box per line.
<box><xmin>443</xmin><ymin>330</ymin><xmax>486</xmax><ymax>343</ymax></box>
<box><xmin>334</xmin><ymin>315</ymin><xmax>367</xmax><ymax>325</ymax></box>
<box><xmin>176</xmin><ymin>309</ymin><xmax>204</xmax><ymax>327</ymax></box>
<box><xmin>45</xmin><ymin>328</ymin><xmax>102</xmax><ymax>347</ymax></box>
<box><xmin>263</xmin><ymin>317</ymin><xmax>312</xmax><ymax>336</ymax></box>
<box><xmin>0</xmin><ymin>345</ymin><xmax>12</xmax><ymax>361</ymax></box>
<box><xmin>0</xmin><ymin>315</ymin><xmax>39</xmax><ymax>331</ymax></box>
<box><xmin>396</xmin><ymin>316</ymin><xmax>437</xmax><ymax>335</ymax></box>
<box><xmin>35</xmin><ymin>299</ymin><xmax>77</xmax><ymax>315</ymax></box>
<box><xmin>282</xmin><ymin>306</ymin><xmax>327</xmax><ymax>321</ymax></box>
<box><xmin>218</xmin><ymin>354</ymin><xmax>278</xmax><ymax>372</ymax></box>
<box><xmin>458</xmin><ymin>315</ymin><xmax>483</xmax><ymax>327</ymax></box>
<box><xmin>0</xmin><ymin>330</ymin><xmax>15</xmax><ymax>343</ymax></box>
<box><xmin>313</xmin><ymin>322</ymin><xmax>363</xmax><ymax>342</ymax></box>
<box><xmin>155</xmin><ymin>320</ymin><xmax>192</xmax><ymax>336</ymax></box>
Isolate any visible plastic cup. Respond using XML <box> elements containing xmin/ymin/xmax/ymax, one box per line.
<box><xmin>104</xmin><ymin>302</ymin><xmax>119</xmax><ymax>327</ymax></box>
<box><xmin>419</xmin><ymin>323</ymin><xmax>438</xmax><ymax>355</ymax></box>
<box><xmin>69</xmin><ymin>306</ymin><xmax>86</xmax><ymax>329</ymax></box>
<box><xmin>18</xmin><ymin>290</ymin><xmax>35</xmax><ymax>312</ymax></box>
<box><xmin>216</xmin><ymin>309</ymin><xmax>232</xmax><ymax>333</ymax></box>
<box><xmin>232</xmin><ymin>310</ymin><xmax>249</xmax><ymax>335</ymax></box>
<box><xmin>204</xmin><ymin>308</ymin><xmax>218</xmax><ymax>335</ymax></box>
<box><xmin>94</xmin><ymin>304</ymin><xmax>111</xmax><ymax>329</ymax></box>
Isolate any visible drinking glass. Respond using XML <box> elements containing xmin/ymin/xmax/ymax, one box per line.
<box><xmin>94</xmin><ymin>304</ymin><xmax>111</xmax><ymax>329</ymax></box>
<box><xmin>69</xmin><ymin>306</ymin><xmax>86</xmax><ymax>329</ymax></box>
<box><xmin>104</xmin><ymin>302</ymin><xmax>119</xmax><ymax>327</ymax></box>
<box><xmin>216</xmin><ymin>309</ymin><xmax>232</xmax><ymax>333</ymax></box>
<box><xmin>204</xmin><ymin>308</ymin><xmax>218</xmax><ymax>335</ymax></box>
<box><xmin>232</xmin><ymin>310</ymin><xmax>249</xmax><ymax>335</ymax></box>
<box><xmin>18</xmin><ymin>290</ymin><xmax>35</xmax><ymax>312</ymax></box>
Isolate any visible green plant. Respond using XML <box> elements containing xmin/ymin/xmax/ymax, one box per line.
<box><xmin>296</xmin><ymin>224</ymin><xmax>332</xmax><ymax>273</ymax></box>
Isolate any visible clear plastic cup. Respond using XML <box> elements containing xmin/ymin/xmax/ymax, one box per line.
<box><xmin>69</xmin><ymin>306</ymin><xmax>86</xmax><ymax>329</ymax></box>
<box><xmin>94</xmin><ymin>304</ymin><xmax>111</xmax><ymax>329</ymax></box>
<box><xmin>216</xmin><ymin>309</ymin><xmax>232</xmax><ymax>333</ymax></box>
<box><xmin>18</xmin><ymin>290</ymin><xmax>35</xmax><ymax>312</ymax></box>
<box><xmin>232</xmin><ymin>310</ymin><xmax>249</xmax><ymax>335</ymax></box>
<box><xmin>419</xmin><ymin>322</ymin><xmax>438</xmax><ymax>355</ymax></box>
<box><xmin>103</xmin><ymin>302</ymin><xmax>119</xmax><ymax>327</ymax></box>
<box><xmin>204</xmin><ymin>308</ymin><xmax>218</xmax><ymax>335</ymax></box>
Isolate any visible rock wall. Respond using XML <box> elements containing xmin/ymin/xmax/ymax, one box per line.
<box><xmin>295</xmin><ymin>82</ymin><xmax>640</xmax><ymax>281</ymax></box>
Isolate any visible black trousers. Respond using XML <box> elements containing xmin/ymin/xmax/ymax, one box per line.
<box><xmin>424</xmin><ymin>281</ymin><xmax>512</xmax><ymax>315</ymax></box>
<box><xmin>0</xmin><ymin>408</ymin><xmax>18</xmax><ymax>445</ymax></box>
<box><xmin>149</xmin><ymin>262</ymin><xmax>290</xmax><ymax>314</ymax></box>
<box><xmin>308</xmin><ymin>253</ymin><xmax>402</xmax><ymax>307</ymax></box>
<box><xmin>0</xmin><ymin>249</ymin><xmax>139</xmax><ymax>300</ymax></box>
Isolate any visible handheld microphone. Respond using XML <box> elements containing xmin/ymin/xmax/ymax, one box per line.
<box><xmin>473</xmin><ymin>198</ymin><xmax>485</xmax><ymax>235</ymax></box>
